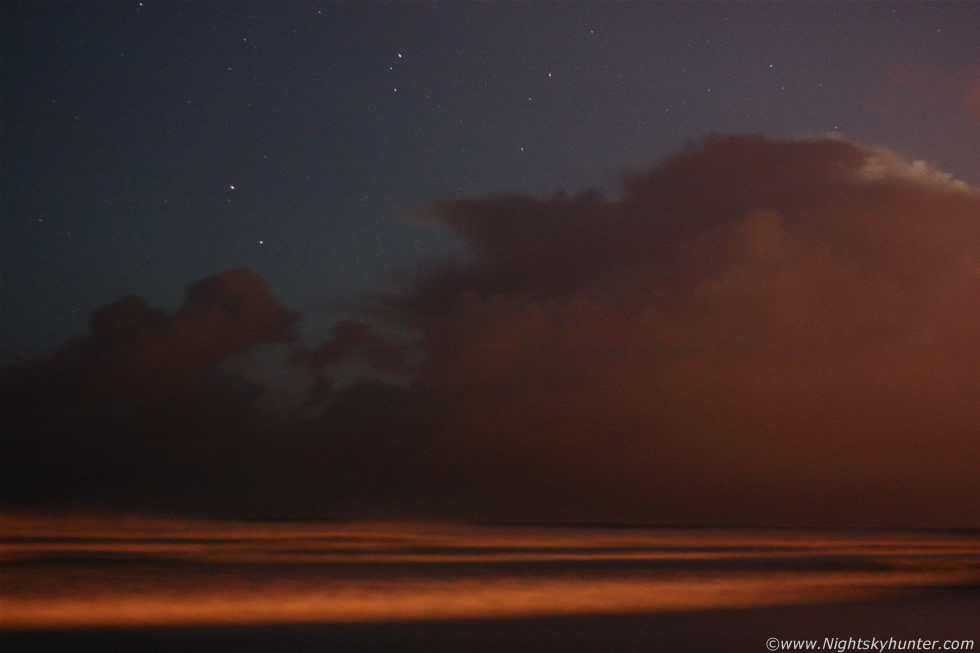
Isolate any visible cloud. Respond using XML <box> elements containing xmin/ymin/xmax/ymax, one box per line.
<box><xmin>3</xmin><ymin>136</ymin><xmax>978</xmax><ymax>527</ymax></box>
<box><xmin>3</xmin><ymin>268</ymin><xmax>299</xmax><ymax>403</ymax></box>
<box><xmin>293</xmin><ymin>320</ymin><xmax>414</xmax><ymax>376</ymax></box>
<box><xmin>0</xmin><ymin>269</ymin><xmax>416</xmax><ymax>519</ymax></box>
<box><xmin>855</xmin><ymin>147</ymin><xmax>972</xmax><ymax>193</ymax></box>
<box><xmin>394</xmin><ymin>134</ymin><xmax>980</xmax><ymax>526</ymax></box>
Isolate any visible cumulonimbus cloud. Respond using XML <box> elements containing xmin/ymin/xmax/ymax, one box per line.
<box><xmin>3</xmin><ymin>136</ymin><xmax>978</xmax><ymax>527</ymax></box>
<box><xmin>392</xmin><ymin>134</ymin><xmax>980</xmax><ymax>526</ymax></box>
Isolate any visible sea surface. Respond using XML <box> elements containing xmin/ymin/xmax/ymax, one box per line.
<box><xmin>1</xmin><ymin>516</ymin><xmax>977</xmax><ymax>651</ymax></box>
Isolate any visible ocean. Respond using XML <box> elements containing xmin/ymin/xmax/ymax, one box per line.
<box><xmin>1</xmin><ymin>517</ymin><xmax>977</xmax><ymax>651</ymax></box>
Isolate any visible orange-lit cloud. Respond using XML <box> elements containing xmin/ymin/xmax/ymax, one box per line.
<box><xmin>393</xmin><ymin>135</ymin><xmax>980</xmax><ymax>526</ymax></box>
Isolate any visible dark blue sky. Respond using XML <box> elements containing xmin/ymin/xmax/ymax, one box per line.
<box><xmin>2</xmin><ymin>1</ymin><xmax>978</xmax><ymax>361</ymax></box>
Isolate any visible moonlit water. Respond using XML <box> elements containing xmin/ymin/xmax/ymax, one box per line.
<box><xmin>1</xmin><ymin>515</ymin><xmax>978</xmax><ymax>631</ymax></box>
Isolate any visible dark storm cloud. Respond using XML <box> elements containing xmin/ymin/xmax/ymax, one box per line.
<box><xmin>0</xmin><ymin>269</ymin><xmax>309</xmax><ymax>516</ymax></box>
<box><xmin>0</xmin><ymin>267</ymin><xmax>419</xmax><ymax>519</ymax></box>
<box><xmin>3</xmin><ymin>268</ymin><xmax>298</xmax><ymax>403</ymax></box>
<box><xmin>394</xmin><ymin>135</ymin><xmax>980</xmax><ymax>526</ymax></box>
<box><xmin>3</xmin><ymin>136</ymin><xmax>978</xmax><ymax>527</ymax></box>
<box><xmin>293</xmin><ymin>320</ymin><xmax>414</xmax><ymax>375</ymax></box>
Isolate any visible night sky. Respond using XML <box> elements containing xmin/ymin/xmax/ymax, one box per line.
<box><xmin>2</xmin><ymin>2</ymin><xmax>978</xmax><ymax>527</ymax></box>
